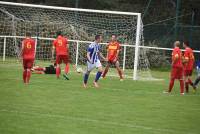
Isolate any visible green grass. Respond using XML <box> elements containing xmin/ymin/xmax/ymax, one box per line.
<box><xmin>0</xmin><ymin>62</ymin><xmax>200</xmax><ymax>134</ymax></box>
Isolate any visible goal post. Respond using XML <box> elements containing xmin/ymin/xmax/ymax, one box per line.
<box><xmin>0</xmin><ymin>1</ymin><xmax>152</xmax><ymax>80</ymax></box>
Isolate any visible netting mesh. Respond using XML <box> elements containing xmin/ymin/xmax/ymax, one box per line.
<box><xmin>0</xmin><ymin>2</ymin><xmax>154</xmax><ymax>80</ymax></box>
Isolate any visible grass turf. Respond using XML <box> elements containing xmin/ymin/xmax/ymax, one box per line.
<box><xmin>0</xmin><ymin>62</ymin><xmax>200</xmax><ymax>134</ymax></box>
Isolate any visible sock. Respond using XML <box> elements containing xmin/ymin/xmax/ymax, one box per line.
<box><xmin>117</xmin><ymin>68</ymin><xmax>123</xmax><ymax>79</ymax></box>
<box><xmin>84</xmin><ymin>73</ymin><xmax>89</xmax><ymax>84</ymax></box>
<box><xmin>26</xmin><ymin>70</ymin><xmax>31</xmax><ymax>83</ymax></box>
<box><xmin>168</xmin><ymin>79</ymin><xmax>175</xmax><ymax>92</ymax></box>
<box><xmin>23</xmin><ymin>70</ymin><xmax>27</xmax><ymax>83</ymax></box>
<box><xmin>180</xmin><ymin>80</ymin><xmax>184</xmax><ymax>93</ymax></box>
<box><xmin>56</xmin><ymin>66</ymin><xmax>61</xmax><ymax>78</ymax></box>
<box><xmin>185</xmin><ymin>81</ymin><xmax>189</xmax><ymax>93</ymax></box>
<box><xmin>95</xmin><ymin>71</ymin><xmax>102</xmax><ymax>82</ymax></box>
<box><xmin>188</xmin><ymin>78</ymin><xmax>194</xmax><ymax>86</ymax></box>
<box><xmin>102</xmin><ymin>67</ymin><xmax>109</xmax><ymax>78</ymax></box>
<box><xmin>34</xmin><ymin>67</ymin><xmax>44</xmax><ymax>71</ymax></box>
<box><xmin>65</xmin><ymin>63</ymin><xmax>70</xmax><ymax>74</ymax></box>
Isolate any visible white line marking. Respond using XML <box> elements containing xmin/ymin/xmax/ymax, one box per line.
<box><xmin>0</xmin><ymin>109</ymin><xmax>184</xmax><ymax>133</ymax></box>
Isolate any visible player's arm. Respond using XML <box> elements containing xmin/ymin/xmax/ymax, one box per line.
<box><xmin>99</xmin><ymin>52</ymin><xmax>107</xmax><ymax>61</ymax></box>
<box><xmin>51</xmin><ymin>46</ymin><xmax>55</xmax><ymax>60</ymax></box>
<box><xmin>87</xmin><ymin>51</ymin><xmax>92</xmax><ymax>63</ymax></box>
<box><xmin>172</xmin><ymin>53</ymin><xmax>179</xmax><ymax>65</ymax></box>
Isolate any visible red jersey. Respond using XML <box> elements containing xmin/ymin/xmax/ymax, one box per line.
<box><xmin>22</xmin><ymin>38</ymin><xmax>35</xmax><ymax>59</ymax></box>
<box><xmin>53</xmin><ymin>35</ymin><xmax>68</xmax><ymax>56</ymax></box>
<box><xmin>107</xmin><ymin>41</ymin><xmax>120</xmax><ymax>61</ymax></box>
<box><xmin>184</xmin><ymin>47</ymin><xmax>194</xmax><ymax>70</ymax></box>
<box><xmin>171</xmin><ymin>47</ymin><xmax>183</xmax><ymax>68</ymax></box>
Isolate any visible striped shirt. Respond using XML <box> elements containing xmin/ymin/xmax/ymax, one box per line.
<box><xmin>87</xmin><ymin>42</ymin><xmax>100</xmax><ymax>64</ymax></box>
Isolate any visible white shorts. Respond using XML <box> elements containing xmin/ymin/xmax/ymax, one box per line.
<box><xmin>87</xmin><ymin>60</ymin><xmax>102</xmax><ymax>72</ymax></box>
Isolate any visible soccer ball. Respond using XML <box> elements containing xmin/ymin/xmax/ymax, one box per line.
<box><xmin>77</xmin><ymin>67</ymin><xmax>83</xmax><ymax>73</ymax></box>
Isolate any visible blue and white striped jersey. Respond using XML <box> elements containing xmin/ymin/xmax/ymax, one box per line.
<box><xmin>87</xmin><ymin>42</ymin><xmax>100</xmax><ymax>64</ymax></box>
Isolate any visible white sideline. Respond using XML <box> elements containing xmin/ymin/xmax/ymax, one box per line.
<box><xmin>0</xmin><ymin>108</ymin><xmax>182</xmax><ymax>133</ymax></box>
<box><xmin>0</xmin><ymin>1</ymin><xmax>140</xmax><ymax>16</ymax></box>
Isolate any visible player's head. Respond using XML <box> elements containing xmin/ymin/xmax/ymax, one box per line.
<box><xmin>174</xmin><ymin>41</ymin><xmax>180</xmax><ymax>48</ymax></box>
<box><xmin>183</xmin><ymin>41</ymin><xmax>189</xmax><ymax>48</ymax></box>
<box><xmin>95</xmin><ymin>35</ymin><xmax>102</xmax><ymax>43</ymax></box>
<box><xmin>26</xmin><ymin>32</ymin><xmax>31</xmax><ymax>37</ymax></box>
<box><xmin>111</xmin><ymin>34</ymin><xmax>117</xmax><ymax>41</ymax></box>
<box><xmin>56</xmin><ymin>31</ymin><xmax>63</xmax><ymax>37</ymax></box>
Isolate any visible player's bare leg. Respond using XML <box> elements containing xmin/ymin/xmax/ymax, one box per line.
<box><xmin>94</xmin><ymin>66</ymin><xmax>103</xmax><ymax>88</ymax></box>
<box><xmin>115</xmin><ymin>61</ymin><xmax>123</xmax><ymax>81</ymax></box>
<box><xmin>102</xmin><ymin>63</ymin><xmax>110</xmax><ymax>78</ymax></box>
<box><xmin>179</xmin><ymin>78</ymin><xmax>185</xmax><ymax>95</ymax></box>
<box><xmin>167</xmin><ymin>78</ymin><xmax>175</xmax><ymax>93</ymax></box>
<box><xmin>184</xmin><ymin>76</ymin><xmax>189</xmax><ymax>93</ymax></box>
<box><xmin>56</xmin><ymin>64</ymin><xmax>61</xmax><ymax>78</ymax></box>
<box><xmin>23</xmin><ymin>69</ymin><xmax>27</xmax><ymax>83</ymax></box>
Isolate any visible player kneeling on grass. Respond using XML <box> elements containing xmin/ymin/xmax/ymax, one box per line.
<box><xmin>32</xmin><ymin>63</ymin><xmax>56</xmax><ymax>74</ymax></box>
<box><xmin>20</xmin><ymin>32</ymin><xmax>35</xmax><ymax>84</ymax></box>
<box><xmin>182</xmin><ymin>41</ymin><xmax>196</xmax><ymax>93</ymax></box>
<box><xmin>102</xmin><ymin>34</ymin><xmax>123</xmax><ymax>81</ymax></box>
<box><xmin>193</xmin><ymin>60</ymin><xmax>200</xmax><ymax>89</ymax></box>
<box><xmin>83</xmin><ymin>35</ymin><xmax>107</xmax><ymax>88</ymax></box>
<box><xmin>52</xmin><ymin>31</ymin><xmax>70</xmax><ymax>80</ymax></box>
<box><xmin>164</xmin><ymin>41</ymin><xmax>184</xmax><ymax>95</ymax></box>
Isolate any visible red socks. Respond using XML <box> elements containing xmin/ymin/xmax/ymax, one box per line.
<box><xmin>168</xmin><ymin>79</ymin><xmax>175</xmax><ymax>92</ymax></box>
<box><xmin>65</xmin><ymin>63</ymin><xmax>70</xmax><ymax>74</ymax></box>
<box><xmin>23</xmin><ymin>70</ymin><xmax>26</xmax><ymax>83</ymax></box>
<box><xmin>102</xmin><ymin>68</ymin><xmax>109</xmax><ymax>78</ymax></box>
<box><xmin>180</xmin><ymin>80</ymin><xmax>184</xmax><ymax>94</ymax></box>
<box><xmin>26</xmin><ymin>70</ymin><xmax>31</xmax><ymax>83</ymax></box>
<box><xmin>188</xmin><ymin>78</ymin><xmax>194</xmax><ymax>86</ymax></box>
<box><xmin>23</xmin><ymin>69</ymin><xmax>31</xmax><ymax>84</ymax></box>
<box><xmin>56</xmin><ymin>66</ymin><xmax>61</xmax><ymax>78</ymax></box>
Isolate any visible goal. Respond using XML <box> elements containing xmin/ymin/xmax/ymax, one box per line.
<box><xmin>0</xmin><ymin>1</ymin><xmax>153</xmax><ymax>80</ymax></box>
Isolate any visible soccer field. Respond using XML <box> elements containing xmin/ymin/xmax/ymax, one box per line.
<box><xmin>0</xmin><ymin>62</ymin><xmax>200</xmax><ymax>134</ymax></box>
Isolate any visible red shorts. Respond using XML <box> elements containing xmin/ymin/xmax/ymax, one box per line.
<box><xmin>171</xmin><ymin>67</ymin><xmax>183</xmax><ymax>79</ymax></box>
<box><xmin>56</xmin><ymin>55</ymin><xmax>69</xmax><ymax>64</ymax></box>
<box><xmin>184</xmin><ymin>70</ymin><xmax>193</xmax><ymax>76</ymax></box>
<box><xmin>108</xmin><ymin>59</ymin><xmax>117</xmax><ymax>64</ymax></box>
<box><xmin>23</xmin><ymin>59</ymin><xmax>34</xmax><ymax>69</ymax></box>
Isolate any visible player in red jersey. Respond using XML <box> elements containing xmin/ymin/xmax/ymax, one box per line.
<box><xmin>20</xmin><ymin>32</ymin><xmax>36</xmax><ymax>84</ymax></box>
<box><xmin>182</xmin><ymin>41</ymin><xmax>196</xmax><ymax>93</ymax></box>
<box><xmin>52</xmin><ymin>31</ymin><xmax>70</xmax><ymax>80</ymax></box>
<box><xmin>102</xmin><ymin>35</ymin><xmax>123</xmax><ymax>80</ymax></box>
<box><xmin>164</xmin><ymin>41</ymin><xmax>184</xmax><ymax>95</ymax></box>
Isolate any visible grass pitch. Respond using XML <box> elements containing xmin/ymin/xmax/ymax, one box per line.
<box><xmin>0</xmin><ymin>62</ymin><xmax>200</xmax><ymax>134</ymax></box>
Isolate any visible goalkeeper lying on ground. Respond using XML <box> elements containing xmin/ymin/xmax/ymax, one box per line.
<box><xmin>31</xmin><ymin>63</ymin><xmax>56</xmax><ymax>74</ymax></box>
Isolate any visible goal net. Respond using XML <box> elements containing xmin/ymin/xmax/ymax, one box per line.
<box><xmin>0</xmin><ymin>1</ymin><xmax>154</xmax><ymax>80</ymax></box>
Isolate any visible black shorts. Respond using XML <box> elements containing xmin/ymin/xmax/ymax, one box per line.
<box><xmin>44</xmin><ymin>65</ymin><xmax>56</xmax><ymax>74</ymax></box>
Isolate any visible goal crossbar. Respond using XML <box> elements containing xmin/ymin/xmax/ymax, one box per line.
<box><xmin>0</xmin><ymin>1</ymin><xmax>140</xmax><ymax>16</ymax></box>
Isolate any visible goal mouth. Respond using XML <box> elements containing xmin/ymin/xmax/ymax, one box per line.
<box><xmin>0</xmin><ymin>1</ymin><xmax>160</xmax><ymax>81</ymax></box>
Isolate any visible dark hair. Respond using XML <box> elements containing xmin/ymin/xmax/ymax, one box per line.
<box><xmin>26</xmin><ymin>32</ymin><xmax>31</xmax><ymax>37</ymax></box>
<box><xmin>184</xmin><ymin>41</ymin><xmax>190</xmax><ymax>46</ymax></box>
<box><xmin>56</xmin><ymin>31</ymin><xmax>62</xmax><ymax>36</ymax></box>
<box><xmin>95</xmin><ymin>35</ymin><xmax>101</xmax><ymax>40</ymax></box>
